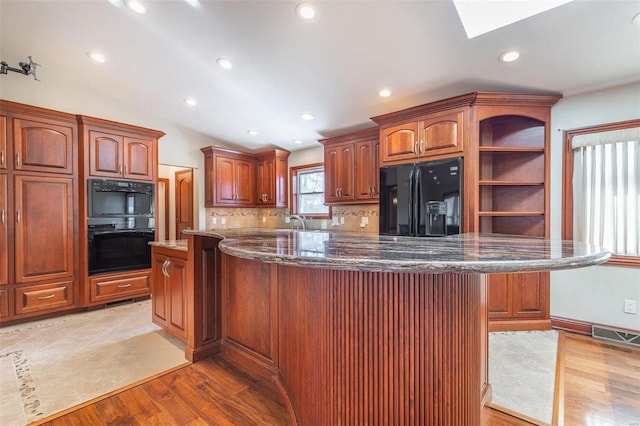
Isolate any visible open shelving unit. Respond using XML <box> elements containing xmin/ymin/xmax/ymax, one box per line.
<box><xmin>477</xmin><ymin>115</ymin><xmax>547</xmax><ymax>238</ymax></box>
<box><xmin>470</xmin><ymin>95</ymin><xmax>561</xmax><ymax>332</ymax></box>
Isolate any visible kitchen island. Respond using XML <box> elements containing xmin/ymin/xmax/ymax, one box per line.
<box><xmin>182</xmin><ymin>229</ymin><xmax>609</xmax><ymax>425</ymax></box>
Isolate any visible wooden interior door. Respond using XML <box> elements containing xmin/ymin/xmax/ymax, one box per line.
<box><xmin>175</xmin><ymin>169</ymin><xmax>193</xmax><ymax>239</ymax></box>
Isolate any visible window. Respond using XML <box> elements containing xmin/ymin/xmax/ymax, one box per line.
<box><xmin>290</xmin><ymin>163</ymin><xmax>330</xmax><ymax>218</ymax></box>
<box><xmin>563</xmin><ymin>119</ymin><xmax>640</xmax><ymax>266</ymax></box>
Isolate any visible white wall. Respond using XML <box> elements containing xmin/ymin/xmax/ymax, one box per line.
<box><xmin>549</xmin><ymin>82</ymin><xmax>640</xmax><ymax>331</ymax></box>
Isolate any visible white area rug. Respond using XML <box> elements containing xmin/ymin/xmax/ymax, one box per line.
<box><xmin>0</xmin><ymin>300</ymin><xmax>187</xmax><ymax>425</ymax></box>
<box><xmin>489</xmin><ymin>330</ymin><xmax>558</xmax><ymax>424</ymax></box>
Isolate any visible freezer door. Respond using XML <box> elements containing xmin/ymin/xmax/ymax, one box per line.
<box><xmin>379</xmin><ymin>164</ymin><xmax>415</xmax><ymax>235</ymax></box>
<box><xmin>416</xmin><ymin>157</ymin><xmax>462</xmax><ymax>236</ymax></box>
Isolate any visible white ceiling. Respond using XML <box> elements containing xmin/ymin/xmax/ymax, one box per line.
<box><xmin>1</xmin><ymin>0</ymin><xmax>639</xmax><ymax>152</ymax></box>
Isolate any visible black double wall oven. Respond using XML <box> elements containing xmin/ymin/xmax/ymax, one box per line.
<box><xmin>87</xmin><ymin>179</ymin><xmax>155</xmax><ymax>276</ymax></box>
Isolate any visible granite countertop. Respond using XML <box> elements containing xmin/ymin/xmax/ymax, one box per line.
<box><xmin>149</xmin><ymin>239</ymin><xmax>188</xmax><ymax>251</ymax></box>
<box><xmin>183</xmin><ymin>229</ymin><xmax>610</xmax><ymax>274</ymax></box>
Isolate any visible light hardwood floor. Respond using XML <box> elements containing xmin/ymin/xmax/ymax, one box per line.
<box><xmin>35</xmin><ymin>332</ymin><xmax>640</xmax><ymax>425</ymax></box>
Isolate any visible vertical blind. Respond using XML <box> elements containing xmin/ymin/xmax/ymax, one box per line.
<box><xmin>572</xmin><ymin>127</ymin><xmax>640</xmax><ymax>256</ymax></box>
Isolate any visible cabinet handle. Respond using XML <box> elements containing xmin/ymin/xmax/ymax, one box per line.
<box><xmin>420</xmin><ymin>140</ymin><xmax>425</xmax><ymax>153</ymax></box>
<box><xmin>16</xmin><ymin>209</ymin><xmax>21</xmax><ymax>223</ymax></box>
<box><xmin>119</xmin><ymin>165</ymin><xmax>123</xmax><ymax>174</ymax></box>
<box><xmin>37</xmin><ymin>294</ymin><xmax>55</xmax><ymax>300</ymax></box>
<box><xmin>162</xmin><ymin>260</ymin><xmax>170</xmax><ymax>277</ymax></box>
<box><xmin>414</xmin><ymin>141</ymin><xmax>419</xmax><ymax>153</ymax></box>
<box><xmin>1</xmin><ymin>209</ymin><xmax>4</xmax><ymax>224</ymax></box>
<box><xmin>125</xmin><ymin>164</ymin><xmax>128</xmax><ymax>175</ymax></box>
<box><xmin>117</xmin><ymin>283</ymin><xmax>132</xmax><ymax>288</ymax></box>
<box><xmin>0</xmin><ymin>150</ymin><xmax>3</xmax><ymax>165</ymax></box>
<box><xmin>16</xmin><ymin>152</ymin><xmax>20</xmax><ymax>166</ymax></box>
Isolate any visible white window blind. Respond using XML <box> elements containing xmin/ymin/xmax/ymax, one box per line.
<box><xmin>572</xmin><ymin>127</ymin><xmax>640</xmax><ymax>256</ymax></box>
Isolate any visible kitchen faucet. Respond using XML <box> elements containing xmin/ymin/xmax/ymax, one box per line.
<box><xmin>289</xmin><ymin>214</ymin><xmax>306</xmax><ymax>230</ymax></box>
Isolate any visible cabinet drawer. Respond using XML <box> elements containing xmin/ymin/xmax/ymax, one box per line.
<box><xmin>15</xmin><ymin>281</ymin><xmax>73</xmax><ymax>315</ymax></box>
<box><xmin>90</xmin><ymin>271</ymin><xmax>150</xmax><ymax>303</ymax></box>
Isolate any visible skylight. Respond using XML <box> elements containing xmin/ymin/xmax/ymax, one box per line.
<box><xmin>453</xmin><ymin>0</ymin><xmax>574</xmax><ymax>39</ymax></box>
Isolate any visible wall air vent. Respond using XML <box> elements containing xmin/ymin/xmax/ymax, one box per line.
<box><xmin>592</xmin><ymin>325</ymin><xmax>640</xmax><ymax>348</ymax></box>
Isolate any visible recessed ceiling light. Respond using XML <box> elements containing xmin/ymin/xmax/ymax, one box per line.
<box><xmin>184</xmin><ymin>97</ymin><xmax>197</xmax><ymax>107</ymax></box>
<box><xmin>632</xmin><ymin>12</ymin><xmax>640</xmax><ymax>26</ymax></box>
<box><xmin>293</xmin><ymin>139</ymin><xmax>303</xmax><ymax>145</ymax></box>
<box><xmin>378</xmin><ymin>89</ymin><xmax>391</xmax><ymax>98</ymax></box>
<box><xmin>498</xmin><ymin>50</ymin><xmax>521</xmax><ymax>63</ymax></box>
<box><xmin>296</xmin><ymin>3</ymin><xmax>316</xmax><ymax>20</ymax></box>
<box><xmin>216</xmin><ymin>57</ymin><xmax>233</xmax><ymax>69</ymax></box>
<box><xmin>87</xmin><ymin>51</ymin><xmax>106</xmax><ymax>64</ymax></box>
<box><xmin>126</xmin><ymin>0</ymin><xmax>146</xmax><ymax>14</ymax></box>
<box><xmin>301</xmin><ymin>112</ymin><xmax>314</xmax><ymax>120</ymax></box>
<box><xmin>247</xmin><ymin>130</ymin><xmax>258</xmax><ymax>136</ymax></box>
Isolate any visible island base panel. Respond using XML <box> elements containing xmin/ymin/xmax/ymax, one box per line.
<box><xmin>269</xmin><ymin>265</ymin><xmax>483</xmax><ymax>425</ymax></box>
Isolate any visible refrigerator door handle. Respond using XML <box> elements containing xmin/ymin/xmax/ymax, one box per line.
<box><xmin>408</xmin><ymin>168</ymin><xmax>415</xmax><ymax>235</ymax></box>
<box><xmin>414</xmin><ymin>166</ymin><xmax>421</xmax><ymax>236</ymax></box>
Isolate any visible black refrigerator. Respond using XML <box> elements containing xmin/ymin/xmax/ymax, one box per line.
<box><xmin>379</xmin><ymin>157</ymin><xmax>462</xmax><ymax>236</ymax></box>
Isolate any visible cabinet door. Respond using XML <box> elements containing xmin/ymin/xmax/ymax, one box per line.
<box><xmin>275</xmin><ymin>154</ymin><xmax>289</xmax><ymax>207</ymax></box>
<box><xmin>0</xmin><ymin>174</ymin><xmax>7</xmax><ymax>286</ymax></box>
<box><xmin>151</xmin><ymin>253</ymin><xmax>168</xmax><ymax>326</ymax></box>
<box><xmin>234</xmin><ymin>158</ymin><xmax>254</xmax><ymax>206</ymax></box>
<box><xmin>0</xmin><ymin>286</ymin><xmax>8</xmax><ymax>319</ymax></box>
<box><xmin>255</xmin><ymin>158</ymin><xmax>274</xmax><ymax>205</ymax></box>
<box><xmin>203</xmin><ymin>150</ymin><xmax>215</xmax><ymax>207</ymax></box>
<box><xmin>13</xmin><ymin>116</ymin><xmax>74</xmax><ymax>174</ymax></box>
<box><xmin>325</xmin><ymin>146</ymin><xmax>340</xmax><ymax>202</ymax></box>
<box><xmin>124</xmin><ymin>137</ymin><xmax>154</xmax><ymax>181</ymax></box>
<box><xmin>512</xmin><ymin>272</ymin><xmax>548</xmax><ymax>318</ymax></box>
<box><xmin>14</xmin><ymin>176</ymin><xmax>74</xmax><ymax>284</ymax></box>
<box><xmin>0</xmin><ymin>114</ymin><xmax>6</xmax><ymax>170</ymax></box>
<box><xmin>380</xmin><ymin>123</ymin><xmax>419</xmax><ymax>163</ymax></box>
<box><xmin>487</xmin><ymin>273</ymin><xmax>512</xmax><ymax>319</ymax></box>
<box><xmin>420</xmin><ymin>110</ymin><xmax>464</xmax><ymax>156</ymax></box>
<box><xmin>167</xmin><ymin>256</ymin><xmax>188</xmax><ymax>338</ymax></box>
<box><xmin>355</xmin><ymin>139</ymin><xmax>379</xmax><ymax>200</ymax></box>
<box><xmin>89</xmin><ymin>130</ymin><xmax>124</xmax><ymax>178</ymax></box>
<box><xmin>214</xmin><ymin>156</ymin><xmax>236</xmax><ymax>205</ymax></box>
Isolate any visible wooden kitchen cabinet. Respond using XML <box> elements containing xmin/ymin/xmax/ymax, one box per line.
<box><xmin>255</xmin><ymin>149</ymin><xmax>290</xmax><ymax>207</ymax></box>
<box><xmin>324</xmin><ymin>141</ymin><xmax>355</xmax><ymax>203</ymax></box>
<box><xmin>1</xmin><ymin>114</ymin><xmax>7</xmax><ymax>170</ymax></box>
<box><xmin>14</xmin><ymin>175</ymin><xmax>74</xmax><ymax>284</ymax></box>
<box><xmin>151</xmin><ymin>246</ymin><xmax>188</xmax><ymax>341</ymax></box>
<box><xmin>471</xmin><ymin>93</ymin><xmax>560</xmax><ymax>331</ymax></box>
<box><xmin>201</xmin><ymin>146</ymin><xmax>255</xmax><ymax>207</ymax></box>
<box><xmin>78</xmin><ymin>116</ymin><xmax>163</xmax><ymax>182</ymax></box>
<box><xmin>89</xmin><ymin>269</ymin><xmax>151</xmax><ymax>303</ymax></box>
<box><xmin>11</xmin><ymin>114</ymin><xmax>75</xmax><ymax>175</ymax></box>
<box><xmin>376</xmin><ymin>107</ymin><xmax>466</xmax><ymax>164</ymax></box>
<box><xmin>320</xmin><ymin>127</ymin><xmax>379</xmax><ymax>205</ymax></box>
<box><xmin>0</xmin><ymin>174</ymin><xmax>7</xmax><ymax>287</ymax></box>
<box><xmin>0</xmin><ymin>101</ymin><xmax>80</xmax><ymax>325</ymax></box>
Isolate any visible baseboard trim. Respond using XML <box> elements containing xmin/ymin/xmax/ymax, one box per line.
<box><xmin>489</xmin><ymin>319</ymin><xmax>551</xmax><ymax>332</ymax></box>
<box><xmin>550</xmin><ymin>316</ymin><xmax>592</xmax><ymax>335</ymax></box>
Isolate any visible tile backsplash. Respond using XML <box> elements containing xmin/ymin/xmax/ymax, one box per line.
<box><xmin>205</xmin><ymin>204</ymin><xmax>379</xmax><ymax>234</ymax></box>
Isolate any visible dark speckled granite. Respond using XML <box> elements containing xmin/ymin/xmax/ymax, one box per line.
<box><xmin>183</xmin><ymin>229</ymin><xmax>610</xmax><ymax>274</ymax></box>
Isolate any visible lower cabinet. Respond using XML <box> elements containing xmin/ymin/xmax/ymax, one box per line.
<box><xmin>0</xmin><ymin>286</ymin><xmax>8</xmax><ymax>318</ymax></box>
<box><xmin>89</xmin><ymin>270</ymin><xmax>151</xmax><ymax>304</ymax></box>
<box><xmin>15</xmin><ymin>281</ymin><xmax>74</xmax><ymax>315</ymax></box>
<box><xmin>488</xmin><ymin>271</ymin><xmax>550</xmax><ymax>331</ymax></box>
<box><xmin>151</xmin><ymin>246</ymin><xmax>188</xmax><ymax>341</ymax></box>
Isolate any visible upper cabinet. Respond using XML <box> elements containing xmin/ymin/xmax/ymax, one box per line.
<box><xmin>202</xmin><ymin>146</ymin><xmax>290</xmax><ymax>208</ymax></box>
<box><xmin>319</xmin><ymin>127</ymin><xmax>379</xmax><ymax>205</ymax></box>
<box><xmin>201</xmin><ymin>147</ymin><xmax>255</xmax><ymax>207</ymax></box>
<box><xmin>255</xmin><ymin>149</ymin><xmax>290</xmax><ymax>207</ymax></box>
<box><xmin>372</xmin><ymin>95</ymin><xmax>473</xmax><ymax>165</ymax></box>
<box><xmin>12</xmin><ymin>115</ymin><xmax>75</xmax><ymax>174</ymax></box>
<box><xmin>0</xmin><ymin>114</ymin><xmax>7</xmax><ymax>170</ymax></box>
<box><xmin>78</xmin><ymin>116</ymin><xmax>164</xmax><ymax>181</ymax></box>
